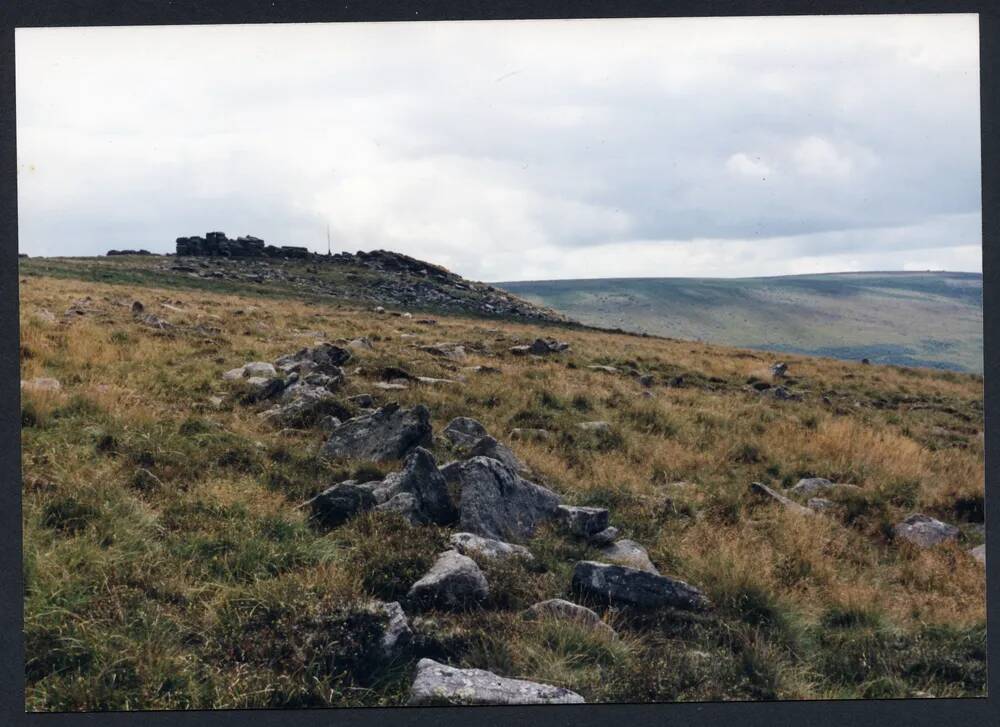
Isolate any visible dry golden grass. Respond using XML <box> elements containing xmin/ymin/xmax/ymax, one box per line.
<box><xmin>20</xmin><ymin>273</ymin><xmax>986</xmax><ymax>709</ymax></box>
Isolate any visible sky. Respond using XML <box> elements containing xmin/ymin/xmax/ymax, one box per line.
<box><xmin>15</xmin><ymin>14</ymin><xmax>982</xmax><ymax>282</ymax></box>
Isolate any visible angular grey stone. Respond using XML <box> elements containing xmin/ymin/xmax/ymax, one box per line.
<box><xmin>599</xmin><ymin>539</ymin><xmax>659</xmax><ymax>574</ymax></box>
<box><xmin>321</xmin><ymin>403</ymin><xmax>432</xmax><ymax>462</ymax></box>
<box><xmin>969</xmin><ymin>544</ymin><xmax>986</xmax><ymax>565</ymax></box>
<box><xmin>395</xmin><ymin>447</ymin><xmax>458</xmax><ymax>525</ymax></box>
<box><xmin>557</xmin><ymin>505</ymin><xmax>609</xmax><ymax>537</ymax></box>
<box><xmin>523</xmin><ymin>598</ymin><xmax>616</xmax><ymax>637</ymax></box>
<box><xmin>407</xmin><ymin>658</ymin><xmax>584</xmax><ymax>705</ymax></box>
<box><xmin>407</xmin><ymin>550</ymin><xmax>489</xmax><ymax>610</ymax></box>
<box><xmin>750</xmin><ymin>482</ymin><xmax>815</xmax><ymax>516</ymax></box>
<box><xmin>375</xmin><ymin>492</ymin><xmax>425</xmax><ymax>524</ymax></box>
<box><xmin>572</xmin><ymin>561</ymin><xmax>710</xmax><ymax>611</ymax></box>
<box><xmin>587</xmin><ymin>526</ymin><xmax>620</xmax><ymax>547</ymax></box>
<box><xmin>243</xmin><ymin>361</ymin><xmax>277</xmax><ymax>378</ymax></box>
<box><xmin>893</xmin><ymin>514</ymin><xmax>961</xmax><ymax>548</ymax></box>
<box><xmin>443</xmin><ymin>417</ymin><xmax>488</xmax><ymax>448</ymax></box>
<box><xmin>274</xmin><ymin>343</ymin><xmax>351</xmax><ymax>375</ymax></box>
<box><xmin>361</xmin><ymin>600</ymin><xmax>412</xmax><ymax>658</ymax></box>
<box><xmin>454</xmin><ymin>457</ymin><xmax>561</xmax><ymax>541</ymax></box>
<box><xmin>349</xmin><ymin>393</ymin><xmax>375</xmax><ymax>408</ymax></box>
<box><xmin>450</xmin><ymin>532</ymin><xmax>533</xmax><ymax>561</ymax></box>
<box><xmin>306</xmin><ymin>482</ymin><xmax>376</xmax><ymax>528</ymax></box>
<box><xmin>467</xmin><ymin>436</ymin><xmax>528</xmax><ymax>474</ymax></box>
<box><xmin>771</xmin><ymin>362</ymin><xmax>788</xmax><ymax>378</ymax></box>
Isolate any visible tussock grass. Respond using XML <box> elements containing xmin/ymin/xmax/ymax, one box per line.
<box><xmin>20</xmin><ymin>274</ymin><xmax>985</xmax><ymax>709</ymax></box>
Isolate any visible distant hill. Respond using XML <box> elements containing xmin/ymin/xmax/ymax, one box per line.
<box><xmin>497</xmin><ymin>271</ymin><xmax>983</xmax><ymax>372</ymax></box>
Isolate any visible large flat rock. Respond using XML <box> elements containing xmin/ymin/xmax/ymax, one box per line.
<box><xmin>407</xmin><ymin>658</ymin><xmax>585</xmax><ymax>705</ymax></box>
<box><xmin>321</xmin><ymin>403</ymin><xmax>432</xmax><ymax>462</ymax></box>
<box><xmin>572</xmin><ymin>561</ymin><xmax>710</xmax><ymax>611</ymax></box>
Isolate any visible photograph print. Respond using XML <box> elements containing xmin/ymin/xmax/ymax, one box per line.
<box><xmin>16</xmin><ymin>13</ymin><xmax>986</xmax><ymax>710</ymax></box>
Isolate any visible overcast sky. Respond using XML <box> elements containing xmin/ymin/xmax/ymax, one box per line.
<box><xmin>16</xmin><ymin>15</ymin><xmax>981</xmax><ymax>281</ymax></box>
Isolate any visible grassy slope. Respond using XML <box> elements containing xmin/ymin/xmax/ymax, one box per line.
<box><xmin>498</xmin><ymin>272</ymin><xmax>984</xmax><ymax>373</ymax></box>
<box><xmin>20</xmin><ymin>272</ymin><xmax>985</xmax><ymax>710</ymax></box>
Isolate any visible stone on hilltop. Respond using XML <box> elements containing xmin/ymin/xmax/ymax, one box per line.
<box><xmin>407</xmin><ymin>658</ymin><xmax>585</xmax><ymax>706</ymax></box>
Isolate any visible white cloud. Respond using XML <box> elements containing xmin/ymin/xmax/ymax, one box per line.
<box><xmin>15</xmin><ymin>14</ymin><xmax>981</xmax><ymax>280</ymax></box>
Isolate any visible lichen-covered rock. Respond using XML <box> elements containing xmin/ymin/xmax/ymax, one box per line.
<box><xmin>274</xmin><ymin>343</ymin><xmax>351</xmax><ymax>375</ymax></box>
<box><xmin>442</xmin><ymin>417</ymin><xmax>488</xmax><ymax>448</ymax></box>
<box><xmin>571</xmin><ymin>561</ymin><xmax>710</xmax><ymax>611</ymax></box>
<box><xmin>450</xmin><ymin>532</ymin><xmax>533</xmax><ymax>561</ymax></box>
<box><xmin>588</xmin><ymin>526</ymin><xmax>621</xmax><ymax>547</ymax></box>
<box><xmin>321</xmin><ymin>403</ymin><xmax>432</xmax><ymax>462</ymax></box>
<box><xmin>407</xmin><ymin>658</ymin><xmax>585</xmax><ymax>705</ymax></box>
<box><xmin>557</xmin><ymin>505</ymin><xmax>610</xmax><ymax>537</ymax></box>
<box><xmin>523</xmin><ymin>598</ymin><xmax>616</xmax><ymax>637</ymax></box>
<box><xmin>466</xmin><ymin>435</ymin><xmax>528</xmax><ymax>474</ymax></box>
<box><xmin>452</xmin><ymin>457</ymin><xmax>561</xmax><ymax>541</ymax></box>
<box><xmin>305</xmin><ymin>482</ymin><xmax>377</xmax><ymax>528</ymax></box>
<box><xmin>893</xmin><ymin>514</ymin><xmax>961</xmax><ymax>548</ymax></box>
<box><xmin>359</xmin><ymin>600</ymin><xmax>412</xmax><ymax>658</ymax></box>
<box><xmin>599</xmin><ymin>539</ymin><xmax>658</xmax><ymax>574</ymax></box>
<box><xmin>407</xmin><ymin>550</ymin><xmax>489</xmax><ymax>610</ymax></box>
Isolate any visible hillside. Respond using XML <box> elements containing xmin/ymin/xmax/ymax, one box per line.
<box><xmin>19</xmin><ymin>257</ymin><xmax>986</xmax><ymax>710</ymax></box>
<box><xmin>498</xmin><ymin>272</ymin><xmax>983</xmax><ymax>373</ymax></box>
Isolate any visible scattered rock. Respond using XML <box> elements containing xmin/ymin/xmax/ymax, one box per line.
<box><xmin>587</xmin><ymin>365</ymin><xmax>619</xmax><ymax>374</ymax></box>
<box><xmin>407</xmin><ymin>550</ymin><xmax>489</xmax><ymax>610</ymax></box>
<box><xmin>572</xmin><ymin>561</ymin><xmax>710</xmax><ymax>611</ymax></box>
<box><xmin>599</xmin><ymin>539</ymin><xmax>658</xmax><ymax>574</ymax></box>
<box><xmin>418</xmin><ymin>343</ymin><xmax>467</xmax><ymax>360</ymax></box>
<box><xmin>348</xmin><ymin>337</ymin><xmax>374</xmax><ymax>351</ymax></box>
<box><xmin>453</xmin><ymin>457</ymin><xmax>561</xmax><ymax>541</ymax></box>
<box><xmin>306</xmin><ymin>481</ymin><xmax>377</xmax><ymax>528</ymax></box>
<box><xmin>969</xmin><ymin>544</ymin><xmax>985</xmax><ymax>565</ymax></box>
<box><xmin>275</xmin><ymin>343</ymin><xmax>351</xmax><ymax>376</ymax></box>
<box><xmin>365</xmin><ymin>600</ymin><xmax>412</xmax><ymax>659</ymax></box>
<box><xmin>807</xmin><ymin>497</ymin><xmax>836</xmax><ymax>513</ymax></box>
<box><xmin>463</xmin><ymin>365</ymin><xmax>501</xmax><ymax>375</ymax></box>
<box><xmin>510</xmin><ymin>428</ymin><xmax>552</xmax><ymax>442</ymax></box>
<box><xmin>587</xmin><ymin>526</ymin><xmax>621</xmax><ymax>547</ymax></box>
<box><xmin>557</xmin><ymin>505</ymin><xmax>610</xmax><ymax>538</ymax></box>
<box><xmin>321</xmin><ymin>404</ymin><xmax>432</xmax><ymax>462</ymax></box>
<box><xmin>450</xmin><ymin>532</ymin><xmax>533</xmax><ymax>561</ymax></box>
<box><xmin>130</xmin><ymin>300</ymin><xmax>145</xmax><ymax>314</ymax></box>
<box><xmin>577</xmin><ymin>421</ymin><xmax>611</xmax><ymax>433</ymax></box>
<box><xmin>523</xmin><ymin>598</ymin><xmax>616</xmax><ymax>637</ymax></box>
<box><xmin>375</xmin><ymin>381</ymin><xmax>409</xmax><ymax>390</ymax></box>
<box><xmin>416</xmin><ymin>376</ymin><xmax>460</xmax><ymax>386</ymax></box>
<box><xmin>861</xmin><ymin>358</ymin><xmax>871</xmax><ymax>365</ymax></box>
<box><xmin>511</xmin><ymin>338</ymin><xmax>569</xmax><ymax>356</ymax></box>
<box><xmin>770</xmin><ymin>386</ymin><xmax>801</xmax><ymax>401</ymax></box>
<box><xmin>750</xmin><ymin>482</ymin><xmax>815</xmax><ymax>516</ymax></box>
<box><xmin>407</xmin><ymin>658</ymin><xmax>584</xmax><ymax>705</ymax></box>
<box><xmin>374</xmin><ymin>306</ymin><xmax>386</xmax><ymax>314</ymax></box>
<box><xmin>466</xmin><ymin>435</ymin><xmax>528</xmax><ymax>474</ymax></box>
<box><xmin>639</xmin><ymin>374</ymin><xmax>655</xmax><ymax>388</ymax></box>
<box><xmin>771</xmin><ymin>362</ymin><xmax>788</xmax><ymax>378</ymax></box>
<box><xmin>443</xmin><ymin>417</ymin><xmax>488</xmax><ymax>448</ymax></box>
<box><xmin>380</xmin><ymin>447</ymin><xmax>457</xmax><ymax>525</ymax></box>
<box><xmin>893</xmin><ymin>514</ymin><xmax>961</xmax><ymax>548</ymax></box>
<box><xmin>788</xmin><ymin>477</ymin><xmax>861</xmax><ymax>498</ymax></box>
<box><xmin>348</xmin><ymin>393</ymin><xmax>375</xmax><ymax>408</ymax></box>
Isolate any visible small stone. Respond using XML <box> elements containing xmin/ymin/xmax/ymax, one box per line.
<box><xmin>599</xmin><ymin>539</ymin><xmax>658</xmax><ymax>574</ymax></box>
<box><xmin>588</xmin><ymin>526</ymin><xmax>620</xmax><ymax>547</ymax></box>
<box><xmin>557</xmin><ymin>505</ymin><xmax>610</xmax><ymax>537</ymax></box>
<box><xmin>523</xmin><ymin>598</ymin><xmax>616</xmax><ymax>637</ymax></box>
<box><xmin>20</xmin><ymin>377</ymin><xmax>61</xmax><ymax>392</ymax></box>
<box><xmin>130</xmin><ymin>300</ymin><xmax>144</xmax><ymax>314</ymax></box>
<box><xmin>510</xmin><ymin>428</ymin><xmax>552</xmax><ymax>442</ymax></box>
<box><xmin>750</xmin><ymin>482</ymin><xmax>815</xmax><ymax>516</ymax></box>
<box><xmin>450</xmin><ymin>532</ymin><xmax>533</xmax><ymax>561</ymax></box>
<box><xmin>807</xmin><ymin>497</ymin><xmax>835</xmax><ymax>513</ymax></box>
<box><xmin>443</xmin><ymin>417</ymin><xmax>488</xmax><ymax>448</ymax></box>
<box><xmin>893</xmin><ymin>514</ymin><xmax>961</xmax><ymax>548</ymax></box>
<box><xmin>577</xmin><ymin>421</ymin><xmax>611</xmax><ymax>433</ymax></box>
<box><xmin>305</xmin><ymin>482</ymin><xmax>377</xmax><ymax>528</ymax></box>
<box><xmin>639</xmin><ymin>374</ymin><xmax>655</xmax><ymax>387</ymax></box>
<box><xmin>969</xmin><ymin>544</ymin><xmax>985</xmax><ymax>565</ymax></box>
<box><xmin>407</xmin><ymin>550</ymin><xmax>489</xmax><ymax>610</ymax></box>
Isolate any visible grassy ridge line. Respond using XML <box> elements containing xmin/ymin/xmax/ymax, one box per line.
<box><xmin>20</xmin><ymin>273</ymin><xmax>985</xmax><ymax>710</ymax></box>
